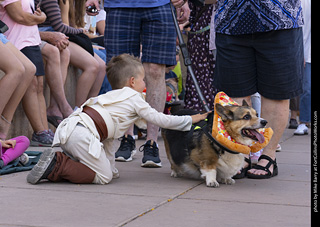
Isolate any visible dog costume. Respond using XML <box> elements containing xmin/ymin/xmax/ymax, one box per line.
<box><xmin>212</xmin><ymin>92</ymin><xmax>273</xmax><ymax>155</ymax></box>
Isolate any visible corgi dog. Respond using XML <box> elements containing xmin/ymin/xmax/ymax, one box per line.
<box><xmin>162</xmin><ymin>101</ymin><xmax>268</xmax><ymax>187</ymax></box>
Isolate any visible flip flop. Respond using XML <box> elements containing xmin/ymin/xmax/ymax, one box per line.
<box><xmin>47</xmin><ymin>115</ymin><xmax>63</xmax><ymax>128</ymax></box>
<box><xmin>247</xmin><ymin>155</ymin><xmax>278</xmax><ymax>179</ymax></box>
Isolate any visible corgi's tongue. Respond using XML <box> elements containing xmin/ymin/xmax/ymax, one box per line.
<box><xmin>243</xmin><ymin>129</ymin><xmax>265</xmax><ymax>143</ymax></box>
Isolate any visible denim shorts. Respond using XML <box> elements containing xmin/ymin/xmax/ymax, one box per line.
<box><xmin>104</xmin><ymin>3</ymin><xmax>177</xmax><ymax>66</ymax></box>
<box><xmin>214</xmin><ymin>28</ymin><xmax>304</xmax><ymax>100</ymax></box>
<box><xmin>0</xmin><ymin>33</ymin><xmax>9</xmax><ymax>44</ymax></box>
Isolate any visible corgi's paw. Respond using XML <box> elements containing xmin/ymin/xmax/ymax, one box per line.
<box><xmin>201</xmin><ymin>168</ymin><xmax>219</xmax><ymax>188</ymax></box>
<box><xmin>206</xmin><ymin>179</ymin><xmax>220</xmax><ymax>188</ymax></box>
<box><xmin>219</xmin><ymin>178</ymin><xmax>235</xmax><ymax>185</ymax></box>
<box><xmin>170</xmin><ymin>170</ymin><xmax>179</xmax><ymax>178</ymax></box>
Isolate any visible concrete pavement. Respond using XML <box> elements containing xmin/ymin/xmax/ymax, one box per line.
<box><xmin>0</xmin><ymin>128</ymin><xmax>311</xmax><ymax>226</ymax></box>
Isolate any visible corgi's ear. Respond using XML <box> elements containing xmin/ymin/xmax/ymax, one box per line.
<box><xmin>242</xmin><ymin>100</ymin><xmax>249</xmax><ymax>107</ymax></box>
<box><xmin>215</xmin><ymin>103</ymin><xmax>234</xmax><ymax>121</ymax></box>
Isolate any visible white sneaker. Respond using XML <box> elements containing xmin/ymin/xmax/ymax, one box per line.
<box><xmin>294</xmin><ymin>124</ymin><xmax>308</xmax><ymax>135</ymax></box>
<box><xmin>19</xmin><ymin>153</ymin><xmax>29</xmax><ymax>166</ymax></box>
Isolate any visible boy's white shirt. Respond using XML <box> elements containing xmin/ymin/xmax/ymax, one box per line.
<box><xmin>53</xmin><ymin>87</ymin><xmax>192</xmax><ymax>159</ymax></box>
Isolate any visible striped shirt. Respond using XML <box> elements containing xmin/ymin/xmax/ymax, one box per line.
<box><xmin>35</xmin><ymin>0</ymin><xmax>82</xmax><ymax>34</ymax></box>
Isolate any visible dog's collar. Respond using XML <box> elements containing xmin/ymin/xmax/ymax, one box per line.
<box><xmin>192</xmin><ymin>121</ymin><xmax>240</xmax><ymax>155</ymax></box>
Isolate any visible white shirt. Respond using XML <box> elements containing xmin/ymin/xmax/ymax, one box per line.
<box><xmin>53</xmin><ymin>87</ymin><xmax>192</xmax><ymax>158</ymax></box>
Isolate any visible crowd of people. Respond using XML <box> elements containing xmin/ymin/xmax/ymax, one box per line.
<box><xmin>0</xmin><ymin>0</ymin><xmax>311</xmax><ymax>184</ymax></box>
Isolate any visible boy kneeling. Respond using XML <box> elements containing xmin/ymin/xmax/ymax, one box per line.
<box><xmin>27</xmin><ymin>54</ymin><xmax>209</xmax><ymax>185</ymax></box>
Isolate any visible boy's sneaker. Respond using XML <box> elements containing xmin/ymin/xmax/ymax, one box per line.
<box><xmin>140</xmin><ymin>140</ymin><xmax>162</xmax><ymax>168</ymax></box>
<box><xmin>294</xmin><ymin>124</ymin><xmax>309</xmax><ymax>135</ymax></box>
<box><xmin>30</xmin><ymin>130</ymin><xmax>53</xmax><ymax>147</ymax></box>
<box><xmin>115</xmin><ymin>135</ymin><xmax>136</xmax><ymax>162</ymax></box>
<box><xmin>19</xmin><ymin>153</ymin><xmax>29</xmax><ymax>166</ymax></box>
<box><xmin>27</xmin><ymin>149</ymin><xmax>56</xmax><ymax>184</ymax></box>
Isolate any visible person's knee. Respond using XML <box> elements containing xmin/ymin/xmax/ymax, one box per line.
<box><xmin>15</xmin><ymin>136</ymin><xmax>30</xmax><ymax>149</ymax></box>
<box><xmin>92</xmin><ymin>171</ymin><xmax>113</xmax><ymax>185</ymax></box>
<box><xmin>24</xmin><ymin>61</ymin><xmax>36</xmax><ymax>79</ymax></box>
<box><xmin>12</xmin><ymin>62</ymin><xmax>25</xmax><ymax>78</ymax></box>
<box><xmin>60</xmin><ymin>47</ymin><xmax>70</xmax><ymax>63</ymax></box>
<box><xmin>144</xmin><ymin>63</ymin><xmax>165</xmax><ymax>81</ymax></box>
<box><xmin>84</xmin><ymin>58</ymin><xmax>99</xmax><ymax>76</ymax></box>
<box><xmin>47</xmin><ymin>46</ymin><xmax>61</xmax><ymax>64</ymax></box>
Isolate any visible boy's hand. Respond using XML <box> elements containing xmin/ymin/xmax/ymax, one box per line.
<box><xmin>191</xmin><ymin>111</ymin><xmax>212</xmax><ymax>124</ymax></box>
<box><xmin>1</xmin><ymin>140</ymin><xmax>16</xmax><ymax>148</ymax></box>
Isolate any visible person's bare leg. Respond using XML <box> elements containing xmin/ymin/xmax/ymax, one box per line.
<box><xmin>22</xmin><ymin>77</ymin><xmax>46</xmax><ymax>133</ymax></box>
<box><xmin>247</xmin><ymin>97</ymin><xmax>289</xmax><ymax>176</ymax></box>
<box><xmin>143</xmin><ymin>63</ymin><xmax>166</xmax><ymax>142</ymax></box>
<box><xmin>0</xmin><ymin>42</ymin><xmax>35</xmax><ymax>139</ymax></box>
<box><xmin>59</xmin><ymin>47</ymin><xmax>70</xmax><ymax>84</ymax></box>
<box><xmin>41</xmin><ymin>44</ymin><xmax>73</xmax><ymax>118</ymax></box>
<box><xmin>36</xmin><ymin>76</ymin><xmax>50</xmax><ymax>131</ymax></box>
<box><xmin>87</xmin><ymin>53</ymin><xmax>106</xmax><ymax>98</ymax></box>
<box><xmin>68</xmin><ymin>42</ymin><xmax>99</xmax><ymax>107</ymax></box>
<box><xmin>0</xmin><ymin>44</ymin><xmax>24</xmax><ymax>115</ymax></box>
<box><xmin>47</xmin><ymin>46</ymin><xmax>71</xmax><ymax>122</ymax></box>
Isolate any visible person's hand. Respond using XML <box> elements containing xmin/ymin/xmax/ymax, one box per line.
<box><xmin>85</xmin><ymin>0</ymin><xmax>100</xmax><ymax>16</ymax></box>
<box><xmin>191</xmin><ymin>111</ymin><xmax>212</xmax><ymax>124</ymax></box>
<box><xmin>92</xmin><ymin>44</ymin><xmax>105</xmax><ymax>50</ymax></box>
<box><xmin>176</xmin><ymin>3</ymin><xmax>190</xmax><ymax>24</ymax></box>
<box><xmin>47</xmin><ymin>32</ymin><xmax>69</xmax><ymax>51</ymax></box>
<box><xmin>34</xmin><ymin>8</ymin><xmax>46</xmax><ymax>23</ymax></box>
<box><xmin>55</xmin><ymin>33</ymin><xmax>69</xmax><ymax>51</ymax></box>
<box><xmin>171</xmin><ymin>0</ymin><xmax>187</xmax><ymax>8</ymax></box>
<box><xmin>1</xmin><ymin>139</ymin><xmax>16</xmax><ymax>148</ymax></box>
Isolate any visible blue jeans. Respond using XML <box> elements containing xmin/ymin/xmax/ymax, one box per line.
<box><xmin>299</xmin><ymin>63</ymin><xmax>311</xmax><ymax>123</ymax></box>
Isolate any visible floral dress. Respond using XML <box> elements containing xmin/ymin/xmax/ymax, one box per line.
<box><xmin>184</xmin><ymin>2</ymin><xmax>218</xmax><ymax>112</ymax></box>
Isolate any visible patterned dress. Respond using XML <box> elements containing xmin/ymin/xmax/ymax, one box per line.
<box><xmin>184</xmin><ymin>2</ymin><xmax>218</xmax><ymax>112</ymax></box>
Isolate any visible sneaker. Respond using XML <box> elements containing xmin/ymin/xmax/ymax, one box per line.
<box><xmin>140</xmin><ymin>140</ymin><xmax>162</xmax><ymax>168</ymax></box>
<box><xmin>19</xmin><ymin>153</ymin><xmax>29</xmax><ymax>166</ymax></box>
<box><xmin>276</xmin><ymin>144</ymin><xmax>282</xmax><ymax>152</ymax></box>
<box><xmin>115</xmin><ymin>135</ymin><xmax>136</xmax><ymax>162</ymax></box>
<box><xmin>47</xmin><ymin>129</ymin><xmax>55</xmax><ymax>137</ymax></box>
<box><xmin>27</xmin><ymin>149</ymin><xmax>56</xmax><ymax>184</ymax></box>
<box><xmin>288</xmin><ymin>119</ymin><xmax>298</xmax><ymax>129</ymax></box>
<box><xmin>294</xmin><ymin>124</ymin><xmax>309</xmax><ymax>135</ymax></box>
<box><xmin>30</xmin><ymin>130</ymin><xmax>53</xmax><ymax>147</ymax></box>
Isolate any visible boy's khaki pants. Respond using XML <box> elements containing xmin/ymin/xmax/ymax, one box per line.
<box><xmin>52</xmin><ymin>124</ymin><xmax>115</xmax><ymax>184</ymax></box>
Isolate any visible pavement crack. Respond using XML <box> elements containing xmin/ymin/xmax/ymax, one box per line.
<box><xmin>117</xmin><ymin>181</ymin><xmax>204</xmax><ymax>227</ymax></box>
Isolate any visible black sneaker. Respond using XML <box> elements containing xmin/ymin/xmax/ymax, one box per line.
<box><xmin>288</xmin><ymin>119</ymin><xmax>298</xmax><ymax>129</ymax></box>
<box><xmin>115</xmin><ymin>135</ymin><xmax>136</xmax><ymax>162</ymax></box>
<box><xmin>139</xmin><ymin>140</ymin><xmax>162</xmax><ymax>168</ymax></box>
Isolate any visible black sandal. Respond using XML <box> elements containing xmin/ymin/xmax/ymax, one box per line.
<box><xmin>247</xmin><ymin>155</ymin><xmax>278</xmax><ymax>179</ymax></box>
<box><xmin>233</xmin><ymin>157</ymin><xmax>251</xmax><ymax>179</ymax></box>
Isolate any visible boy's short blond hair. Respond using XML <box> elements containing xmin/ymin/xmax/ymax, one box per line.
<box><xmin>106</xmin><ymin>54</ymin><xmax>143</xmax><ymax>90</ymax></box>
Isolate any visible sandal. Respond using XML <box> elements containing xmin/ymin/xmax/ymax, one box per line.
<box><xmin>233</xmin><ymin>157</ymin><xmax>251</xmax><ymax>179</ymax></box>
<box><xmin>47</xmin><ymin>115</ymin><xmax>63</xmax><ymax>128</ymax></box>
<box><xmin>247</xmin><ymin>155</ymin><xmax>278</xmax><ymax>179</ymax></box>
